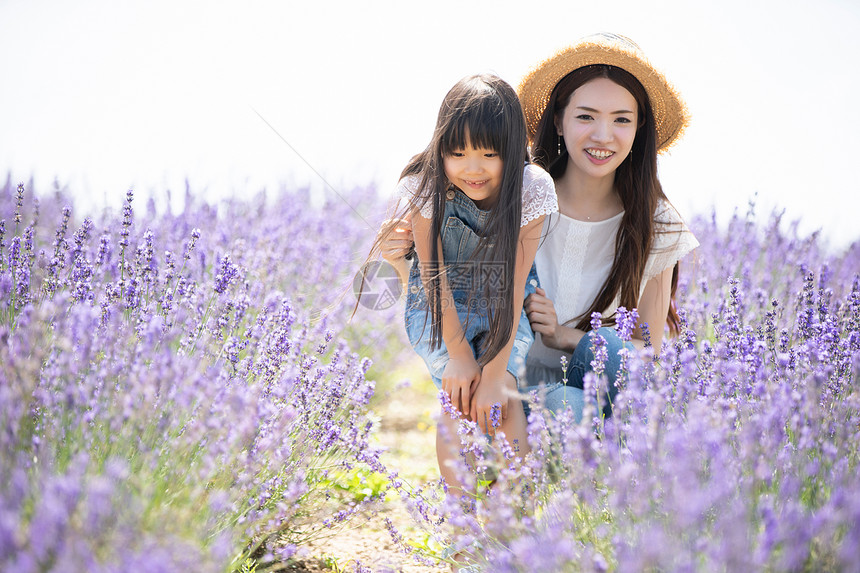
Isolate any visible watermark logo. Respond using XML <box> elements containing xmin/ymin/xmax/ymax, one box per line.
<box><xmin>353</xmin><ymin>260</ymin><xmax>403</xmax><ymax>310</ymax></box>
<box><xmin>432</xmin><ymin>261</ymin><xmax>507</xmax><ymax>293</ymax></box>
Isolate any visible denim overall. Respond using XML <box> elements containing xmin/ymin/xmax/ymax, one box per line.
<box><xmin>405</xmin><ymin>188</ymin><xmax>538</xmax><ymax>389</ymax></box>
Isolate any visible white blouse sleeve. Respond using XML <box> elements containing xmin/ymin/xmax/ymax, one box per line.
<box><xmin>394</xmin><ymin>175</ymin><xmax>433</xmax><ymax>219</ymax></box>
<box><xmin>521</xmin><ymin>164</ymin><xmax>559</xmax><ymax>227</ymax></box>
<box><xmin>643</xmin><ymin>200</ymin><xmax>699</xmax><ymax>282</ymax></box>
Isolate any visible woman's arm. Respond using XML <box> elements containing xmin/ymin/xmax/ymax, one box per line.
<box><xmin>633</xmin><ymin>265</ymin><xmax>673</xmax><ymax>353</ymax></box>
<box><xmin>527</xmin><ymin>266</ymin><xmax>674</xmax><ymax>354</ymax></box>
<box><xmin>411</xmin><ymin>212</ymin><xmax>480</xmax><ymax>417</ymax></box>
<box><xmin>470</xmin><ymin>215</ymin><xmax>544</xmax><ymax>434</ymax></box>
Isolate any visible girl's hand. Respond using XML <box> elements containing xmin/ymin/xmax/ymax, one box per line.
<box><xmin>525</xmin><ymin>287</ymin><xmax>564</xmax><ymax>350</ymax></box>
<box><xmin>470</xmin><ymin>373</ymin><xmax>510</xmax><ymax>435</ymax></box>
<box><xmin>378</xmin><ymin>217</ymin><xmax>414</xmax><ymax>263</ymax></box>
<box><xmin>441</xmin><ymin>353</ymin><xmax>481</xmax><ymax>417</ymax></box>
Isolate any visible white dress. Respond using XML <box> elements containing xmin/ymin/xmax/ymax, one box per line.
<box><xmin>526</xmin><ymin>199</ymin><xmax>699</xmax><ymax>384</ymax></box>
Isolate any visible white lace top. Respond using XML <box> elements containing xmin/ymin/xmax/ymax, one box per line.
<box><xmin>395</xmin><ymin>163</ymin><xmax>558</xmax><ymax>227</ymax></box>
<box><xmin>527</xmin><ymin>199</ymin><xmax>699</xmax><ymax>370</ymax></box>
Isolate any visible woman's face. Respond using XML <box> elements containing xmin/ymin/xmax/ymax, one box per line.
<box><xmin>555</xmin><ymin>77</ymin><xmax>638</xmax><ymax>182</ymax></box>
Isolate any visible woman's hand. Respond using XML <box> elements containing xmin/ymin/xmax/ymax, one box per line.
<box><xmin>441</xmin><ymin>353</ymin><xmax>481</xmax><ymax>417</ymax></box>
<box><xmin>378</xmin><ymin>217</ymin><xmax>414</xmax><ymax>263</ymax></box>
<box><xmin>525</xmin><ymin>287</ymin><xmax>566</xmax><ymax>350</ymax></box>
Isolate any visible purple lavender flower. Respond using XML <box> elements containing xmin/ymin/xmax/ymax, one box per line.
<box><xmin>213</xmin><ymin>253</ymin><xmax>239</xmax><ymax>294</ymax></box>
<box><xmin>183</xmin><ymin>228</ymin><xmax>201</xmax><ymax>262</ymax></box>
<box><xmin>489</xmin><ymin>402</ymin><xmax>502</xmax><ymax>429</ymax></box>
<box><xmin>614</xmin><ymin>306</ymin><xmax>639</xmax><ymax>342</ymax></box>
<box><xmin>6</xmin><ymin>174</ymin><xmax>858</xmax><ymax>572</ymax></box>
<box><xmin>119</xmin><ymin>189</ymin><xmax>133</xmax><ymax>250</ymax></box>
<box><xmin>14</xmin><ymin>182</ymin><xmax>24</xmax><ymax>227</ymax></box>
<box><xmin>588</xmin><ymin>321</ymin><xmax>608</xmax><ymax>378</ymax></box>
<box><xmin>0</xmin><ymin>179</ymin><xmax>403</xmax><ymax>571</ymax></box>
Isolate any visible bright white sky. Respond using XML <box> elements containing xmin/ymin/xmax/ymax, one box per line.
<box><xmin>2</xmin><ymin>0</ymin><xmax>859</xmax><ymax>250</ymax></box>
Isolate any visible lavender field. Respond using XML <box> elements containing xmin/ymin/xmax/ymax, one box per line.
<box><xmin>1</xmin><ymin>178</ymin><xmax>858</xmax><ymax>572</ymax></box>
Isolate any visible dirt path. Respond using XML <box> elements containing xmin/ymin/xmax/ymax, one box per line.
<box><xmin>290</xmin><ymin>357</ymin><xmax>450</xmax><ymax>573</ymax></box>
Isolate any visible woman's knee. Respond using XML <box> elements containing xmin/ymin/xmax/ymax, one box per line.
<box><xmin>566</xmin><ymin>327</ymin><xmax>628</xmax><ymax>378</ymax></box>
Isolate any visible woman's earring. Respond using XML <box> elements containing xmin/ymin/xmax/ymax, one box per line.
<box><xmin>557</xmin><ymin>135</ymin><xmax>563</xmax><ymax>155</ymax></box>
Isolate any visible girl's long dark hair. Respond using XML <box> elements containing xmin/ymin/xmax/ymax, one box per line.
<box><xmin>369</xmin><ymin>74</ymin><xmax>528</xmax><ymax>365</ymax></box>
<box><xmin>533</xmin><ymin>65</ymin><xmax>681</xmax><ymax>335</ymax></box>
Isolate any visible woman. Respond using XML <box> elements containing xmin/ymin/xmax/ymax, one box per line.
<box><xmin>518</xmin><ymin>32</ymin><xmax>698</xmax><ymax>419</ymax></box>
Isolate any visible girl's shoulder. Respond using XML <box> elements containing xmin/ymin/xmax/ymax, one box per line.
<box><xmin>395</xmin><ymin>174</ymin><xmax>433</xmax><ymax>219</ymax></box>
<box><xmin>395</xmin><ymin>174</ymin><xmax>422</xmax><ymax>197</ymax></box>
<box><xmin>521</xmin><ymin>163</ymin><xmax>559</xmax><ymax>227</ymax></box>
<box><xmin>522</xmin><ymin>163</ymin><xmax>555</xmax><ymax>191</ymax></box>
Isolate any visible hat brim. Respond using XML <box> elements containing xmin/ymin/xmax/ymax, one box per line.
<box><xmin>518</xmin><ymin>37</ymin><xmax>689</xmax><ymax>153</ymax></box>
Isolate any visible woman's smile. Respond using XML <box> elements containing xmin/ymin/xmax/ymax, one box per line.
<box><xmin>585</xmin><ymin>148</ymin><xmax>616</xmax><ymax>163</ymax></box>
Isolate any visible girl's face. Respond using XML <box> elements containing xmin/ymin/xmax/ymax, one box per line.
<box><xmin>443</xmin><ymin>139</ymin><xmax>503</xmax><ymax>209</ymax></box>
<box><xmin>555</xmin><ymin>77</ymin><xmax>638</xmax><ymax>182</ymax></box>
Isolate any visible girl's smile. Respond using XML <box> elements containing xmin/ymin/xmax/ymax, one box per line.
<box><xmin>443</xmin><ymin>143</ymin><xmax>504</xmax><ymax>208</ymax></box>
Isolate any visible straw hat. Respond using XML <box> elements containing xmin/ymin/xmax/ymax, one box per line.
<box><xmin>518</xmin><ymin>33</ymin><xmax>689</xmax><ymax>153</ymax></box>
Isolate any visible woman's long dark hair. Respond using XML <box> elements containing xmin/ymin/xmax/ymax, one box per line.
<box><xmin>533</xmin><ymin>65</ymin><xmax>681</xmax><ymax>335</ymax></box>
<box><xmin>368</xmin><ymin>74</ymin><xmax>529</xmax><ymax>364</ymax></box>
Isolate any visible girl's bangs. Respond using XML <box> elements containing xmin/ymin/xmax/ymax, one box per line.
<box><xmin>441</xmin><ymin>100</ymin><xmax>505</xmax><ymax>156</ymax></box>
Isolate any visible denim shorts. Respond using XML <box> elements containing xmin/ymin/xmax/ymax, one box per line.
<box><xmin>405</xmin><ymin>264</ymin><xmax>539</xmax><ymax>389</ymax></box>
<box><xmin>404</xmin><ymin>188</ymin><xmax>538</xmax><ymax>389</ymax></box>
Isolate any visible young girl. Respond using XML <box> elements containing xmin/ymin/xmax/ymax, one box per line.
<box><xmin>370</xmin><ymin>74</ymin><xmax>557</xmax><ymax>488</ymax></box>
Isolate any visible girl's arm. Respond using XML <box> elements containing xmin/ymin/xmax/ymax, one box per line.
<box><xmin>411</xmin><ymin>211</ymin><xmax>480</xmax><ymax>417</ymax></box>
<box><xmin>378</xmin><ymin>216</ymin><xmax>413</xmax><ymax>285</ymax></box>
<box><xmin>470</xmin><ymin>215</ymin><xmax>545</xmax><ymax>434</ymax></box>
